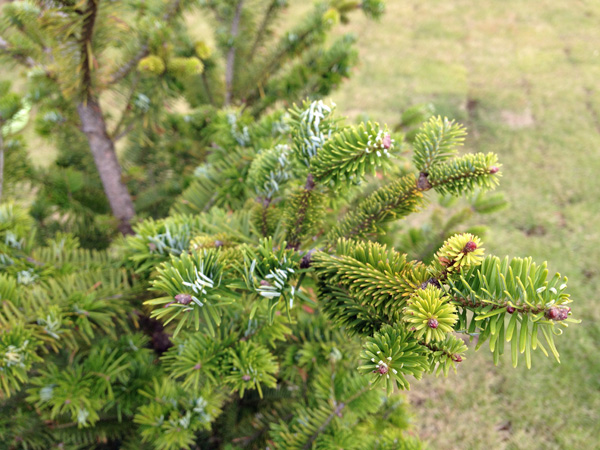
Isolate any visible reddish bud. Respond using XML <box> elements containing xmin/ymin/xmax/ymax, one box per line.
<box><xmin>489</xmin><ymin>166</ymin><xmax>499</xmax><ymax>174</ymax></box>
<box><xmin>193</xmin><ymin>363</ymin><xmax>202</xmax><ymax>370</ymax></box>
<box><xmin>506</xmin><ymin>306</ymin><xmax>516</xmax><ymax>314</ymax></box>
<box><xmin>175</xmin><ymin>293</ymin><xmax>193</xmax><ymax>305</ymax></box>
<box><xmin>453</xmin><ymin>355</ymin><xmax>463</xmax><ymax>363</ymax></box>
<box><xmin>377</xmin><ymin>364</ymin><xmax>389</xmax><ymax>375</ymax></box>
<box><xmin>428</xmin><ymin>318</ymin><xmax>439</xmax><ymax>329</ymax></box>
<box><xmin>464</xmin><ymin>241</ymin><xmax>478</xmax><ymax>252</ymax></box>
<box><xmin>214</xmin><ymin>240</ymin><xmax>224</xmax><ymax>248</ymax></box>
<box><xmin>557</xmin><ymin>308</ymin><xmax>569</xmax><ymax>321</ymax></box>
<box><xmin>148</xmin><ymin>243</ymin><xmax>157</xmax><ymax>252</ymax></box>
<box><xmin>545</xmin><ymin>307</ymin><xmax>560</xmax><ymax>320</ymax></box>
<box><xmin>242</xmin><ymin>374</ymin><xmax>252</xmax><ymax>381</ymax></box>
<box><xmin>382</xmin><ymin>134</ymin><xmax>392</xmax><ymax>149</ymax></box>
<box><xmin>260</xmin><ymin>280</ymin><xmax>271</xmax><ymax>287</ymax></box>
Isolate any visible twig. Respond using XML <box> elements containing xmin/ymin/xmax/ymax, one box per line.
<box><xmin>286</xmin><ymin>174</ymin><xmax>316</xmax><ymax>250</ymax></box>
<box><xmin>201</xmin><ymin>70</ymin><xmax>215</xmax><ymax>105</ymax></box>
<box><xmin>302</xmin><ymin>386</ymin><xmax>368</xmax><ymax>449</ymax></box>
<box><xmin>108</xmin><ymin>44</ymin><xmax>149</xmax><ymax>86</ymax></box>
<box><xmin>0</xmin><ymin>37</ymin><xmax>38</xmax><ymax>68</ymax></box>
<box><xmin>248</xmin><ymin>0</ymin><xmax>279</xmax><ymax>62</ymax></box>
<box><xmin>107</xmin><ymin>0</ymin><xmax>183</xmax><ymax>85</ymax></box>
<box><xmin>110</xmin><ymin>75</ymin><xmax>140</xmax><ymax>140</ymax></box>
<box><xmin>224</xmin><ymin>0</ymin><xmax>244</xmax><ymax>105</ymax></box>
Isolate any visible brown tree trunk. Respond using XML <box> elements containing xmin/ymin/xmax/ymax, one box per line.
<box><xmin>77</xmin><ymin>98</ymin><xmax>135</xmax><ymax>235</ymax></box>
<box><xmin>224</xmin><ymin>0</ymin><xmax>244</xmax><ymax>105</ymax></box>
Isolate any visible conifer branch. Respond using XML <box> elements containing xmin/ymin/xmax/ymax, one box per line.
<box><xmin>419</xmin><ymin>340</ymin><xmax>463</xmax><ymax>363</ymax></box>
<box><xmin>107</xmin><ymin>0</ymin><xmax>183</xmax><ymax>85</ymax></box>
<box><xmin>240</xmin><ymin>22</ymin><xmax>317</xmax><ymax>104</ymax></box>
<box><xmin>302</xmin><ymin>386</ymin><xmax>369</xmax><ymax>450</ymax></box>
<box><xmin>248</xmin><ymin>0</ymin><xmax>281</xmax><ymax>62</ymax></box>
<box><xmin>110</xmin><ymin>75</ymin><xmax>140</xmax><ymax>140</ymax></box>
<box><xmin>328</xmin><ymin>156</ymin><xmax>499</xmax><ymax>241</ymax></box>
<box><xmin>327</xmin><ymin>174</ymin><xmax>424</xmax><ymax>242</ymax></box>
<box><xmin>0</xmin><ymin>38</ymin><xmax>37</xmax><ymax>68</ymax></box>
<box><xmin>451</xmin><ymin>295</ymin><xmax>545</xmax><ymax>315</ymax></box>
<box><xmin>108</xmin><ymin>44</ymin><xmax>149</xmax><ymax>86</ymax></box>
<box><xmin>285</xmin><ymin>174</ymin><xmax>315</xmax><ymax>250</ymax></box>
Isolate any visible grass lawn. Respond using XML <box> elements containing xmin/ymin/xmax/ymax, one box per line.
<box><xmin>325</xmin><ymin>0</ymin><xmax>600</xmax><ymax>448</ymax></box>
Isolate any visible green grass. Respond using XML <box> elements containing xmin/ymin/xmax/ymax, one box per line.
<box><xmin>327</xmin><ymin>0</ymin><xmax>600</xmax><ymax>448</ymax></box>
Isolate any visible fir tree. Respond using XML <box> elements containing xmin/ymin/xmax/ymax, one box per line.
<box><xmin>0</xmin><ymin>0</ymin><xmax>385</xmax><ymax>238</ymax></box>
<box><xmin>0</xmin><ymin>101</ymin><xmax>577</xmax><ymax>448</ymax></box>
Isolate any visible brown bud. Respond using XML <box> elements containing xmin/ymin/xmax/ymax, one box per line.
<box><xmin>506</xmin><ymin>306</ymin><xmax>516</xmax><ymax>314</ymax></box>
<box><xmin>453</xmin><ymin>355</ymin><xmax>463</xmax><ymax>363</ymax></box>
<box><xmin>175</xmin><ymin>293</ymin><xmax>193</xmax><ymax>305</ymax></box>
<box><xmin>428</xmin><ymin>318</ymin><xmax>439</xmax><ymax>329</ymax></box>
<box><xmin>421</xmin><ymin>278</ymin><xmax>441</xmax><ymax>289</ymax></box>
<box><xmin>417</xmin><ymin>172</ymin><xmax>432</xmax><ymax>190</ymax></box>
<box><xmin>489</xmin><ymin>166</ymin><xmax>499</xmax><ymax>174</ymax></box>
<box><xmin>464</xmin><ymin>241</ymin><xmax>478</xmax><ymax>253</ymax></box>
<box><xmin>305</xmin><ymin>173</ymin><xmax>315</xmax><ymax>190</ymax></box>
<box><xmin>300</xmin><ymin>250</ymin><xmax>313</xmax><ymax>269</ymax></box>
<box><xmin>557</xmin><ymin>308</ymin><xmax>569</xmax><ymax>321</ymax></box>
<box><xmin>545</xmin><ymin>307</ymin><xmax>560</xmax><ymax>320</ymax></box>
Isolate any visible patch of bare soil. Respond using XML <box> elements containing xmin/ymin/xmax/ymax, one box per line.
<box><xmin>500</xmin><ymin>108</ymin><xmax>535</xmax><ymax>128</ymax></box>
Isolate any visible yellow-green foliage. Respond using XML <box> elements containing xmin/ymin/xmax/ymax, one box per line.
<box><xmin>167</xmin><ymin>57</ymin><xmax>204</xmax><ymax>77</ymax></box>
<box><xmin>137</xmin><ymin>55</ymin><xmax>166</xmax><ymax>75</ymax></box>
<box><xmin>194</xmin><ymin>41</ymin><xmax>212</xmax><ymax>60</ymax></box>
<box><xmin>404</xmin><ymin>286</ymin><xmax>458</xmax><ymax>343</ymax></box>
<box><xmin>435</xmin><ymin>232</ymin><xmax>484</xmax><ymax>273</ymax></box>
<box><xmin>323</xmin><ymin>8</ymin><xmax>341</xmax><ymax>26</ymax></box>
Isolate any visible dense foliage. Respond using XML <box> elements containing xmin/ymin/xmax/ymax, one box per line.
<box><xmin>0</xmin><ymin>99</ymin><xmax>578</xmax><ymax>448</ymax></box>
<box><xmin>0</xmin><ymin>0</ymin><xmax>384</xmax><ymax>245</ymax></box>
